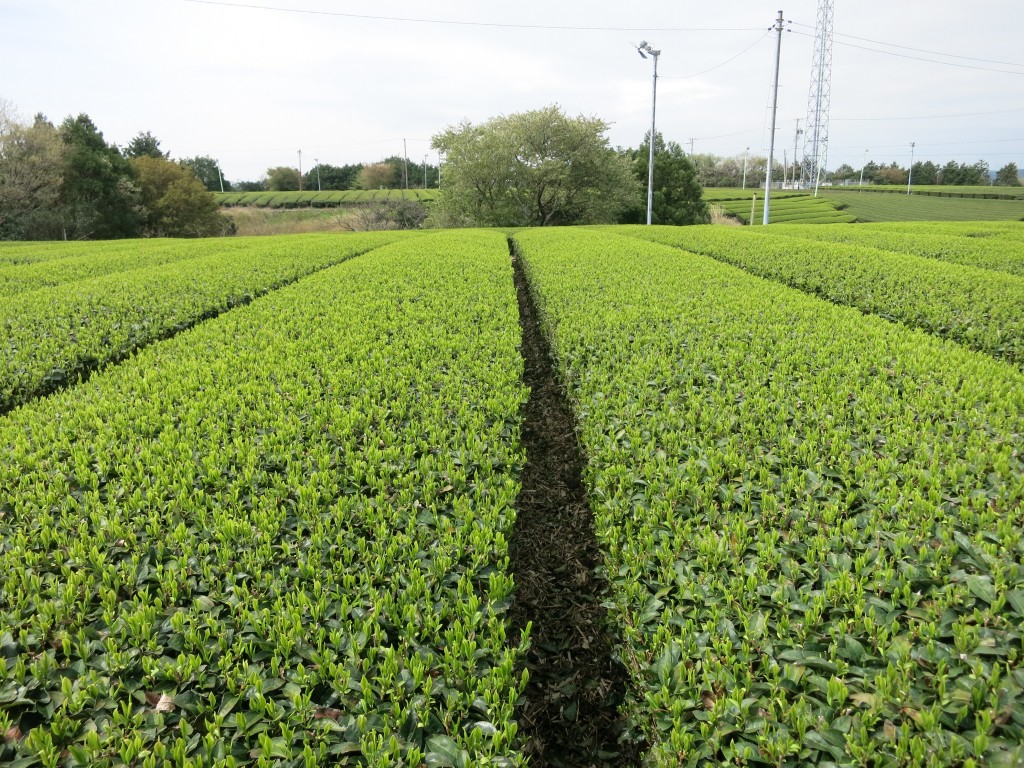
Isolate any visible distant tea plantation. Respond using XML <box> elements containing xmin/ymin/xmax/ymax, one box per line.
<box><xmin>1</xmin><ymin>222</ymin><xmax>1022</xmax><ymax>767</ymax></box>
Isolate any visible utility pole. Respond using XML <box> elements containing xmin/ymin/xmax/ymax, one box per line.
<box><xmin>859</xmin><ymin>148</ymin><xmax>868</xmax><ymax>186</ymax></box>
<box><xmin>402</xmin><ymin>139</ymin><xmax>409</xmax><ymax>190</ymax></box>
<box><xmin>314</xmin><ymin>158</ymin><xmax>321</xmax><ymax>192</ymax></box>
<box><xmin>688</xmin><ymin>138</ymin><xmax>695</xmax><ymax>155</ymax></box>
<box><xmin>637</xmin><ymin>41</ymin><xmax>661</xmax><ymax>225</ymax></box>
<box><xmin>792</xmin><ymin>119</ymin><xmax>802</xmax><ymax>186</ymax></box>
<box><xmin>217</xmin><ymin>165</ymin><xmax>224</xmax><ymax>193</ymax></box>
<box><xmin>907</xmin><ymin>142</ymin><xmax>915</xmax><ymax>194</ymax></box>
<box><xmin>742</xmin><ymin>147</ymin><xmax>750</xmax><ymax>190</ymax></box>
<box><xmin>783</xmin><ymin>149</ymin><xmax>788</xmax><ymax>188</ymax></box>
<box><xmin>763</xmin><ymin>10</ymin><xmax>784</xmax><ymax>226</ymax></box>
<box><xmin>297</xmin><ymin>149</ymin><xmax>303</xmax><ymax>192</ymax></box>
<box><xmin>423</xmin><ymin>155</ymin><xmax>427</xmax><ymax>189</ymax></box>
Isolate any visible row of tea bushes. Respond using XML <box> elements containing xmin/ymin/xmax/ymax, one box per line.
<box><xmin>770</xmin><ymin>222</ymin><xmax>1024</xmax><ymax>278</ymax></box>
<box><xmin>617</xmin><ymin>224</ymin><xmax>1024</xmax><ymax>367</ymax></box>
<box><xmin>0</xmin><ymin>232</ymin><xmax>416</xmax><ymax>414</ymax></box>
<box><xmin>515</xmin><ymin>228</ymin><xmax>1024</xmax><ymax>766</ymax></box>
<box><xmin>0</xmin><ymin>239</ymin><xmax>262</xmax><ymax>297</ymax></box>
<box><xmin>0</xmin><ymin>230</ymin><xmax>529</xmax><ymax>767</ymax></box>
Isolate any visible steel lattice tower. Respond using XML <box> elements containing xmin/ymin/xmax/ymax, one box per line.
<box><xmin>802</xmin><ymin>0</ymin><xmax>834</xmax><ymax>188</ymax></box>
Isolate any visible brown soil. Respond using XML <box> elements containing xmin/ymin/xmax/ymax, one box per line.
<box><xmin>507</xmin><ymin>238</ymin><xmax>640</xmax><ymax>768</ymax></box>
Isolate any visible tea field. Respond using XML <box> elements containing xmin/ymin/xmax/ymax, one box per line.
<box><xmin>1</xmin><ymin>223</ymin><xmax>1022</xmax><ymax>767</ymax></box>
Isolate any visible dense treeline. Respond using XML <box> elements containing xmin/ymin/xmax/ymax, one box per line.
<box><xmin>0</xmin><ymin>106</ymin><xmax>232</xmax><ymax>240</ymax></box>
<box><xmin>687</xmin><ymin>152</ymin><xmax>1020</xmax><ymax>188</ymax></box>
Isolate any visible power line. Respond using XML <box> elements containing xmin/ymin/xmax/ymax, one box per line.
<box><xmin>661</xmin><ymin>32</ymin><xmax>769</xmax><ymax>79</ymax></box>
<box><xmin>833</xmin><ymin>107</ymin><xmax>1024</xmax><ymax>122</ymax></box>
<box><xmin>790</xmin><ymin>20</ymin><xmax>1024</xmax><ymax>68</ymax></box>
<box><xmin>833</xmin><ymin>139</ymin><xmax>1023</xmax><ymax>151</ymax></box>
<box><xmin>182</xmin><ymin>0</ymin><xmax>763</xmax><ymax>32</ymax></box>
<box><xmin>790</xmin><ymin>30</ymin><xmax>1024</xmax><ymax>75</ymax></box>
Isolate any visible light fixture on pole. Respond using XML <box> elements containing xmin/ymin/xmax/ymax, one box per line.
<box><xmin>314</xmin><ymin>158</ymin><xmax>321</xmax><ymax>192</ymax></box>
<box><xmin>637</xmin><ymin>40</ymin><xmax>660</xmax><ymax>226</ymax></box>
<box><xmin>907</xmin><ymin>142</ymin><xmax>915</xmax><ymax>194</ymax></box>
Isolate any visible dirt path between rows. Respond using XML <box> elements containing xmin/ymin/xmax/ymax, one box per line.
<box><xmin>507</xmin><ymin>238</ymin><xmax>640</xmax><ymax>768</ymax></box>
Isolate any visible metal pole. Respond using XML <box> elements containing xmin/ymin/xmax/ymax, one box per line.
<box><xmin>907</xmin><ymin>142</ymin><xmax>915</xmax><ymax>194</ymax></box>
<box><xmin>314</xmin><ymin>158</ymin><xmax>321</xmax><ymax>192</ymax></box>
<box><xmin>217</xmin><ymin>165</ymin><xmax>224</xmax><ymax>193</ymax></box>
<box><xmin>763</xmin><ymin>10</ymin><xmax>784</xmax><ymax>225</ymax></box>
<box><xmin>643</xmin><ymin>46</ymin><xmax>660</xmax><ymax>225</ymax></box>
<box><xmin>297</xmin><ymin>149</ymin><xmax>303</xmax><ymax>192</ymax></box>
<box><xmin>423</xmin><ymin>155</ymin><xmax>427</xmax><ymax>189</ymax></box>
<box><xmin>792</xmin><ymin>119</ymin><xmax>801</xmax><ymax>186</ymax></box>
<box><xmin>859</xmin><ymin>149</ymin><xmax>867</xmax><ymax>186</ymax></box>
<box><xmin>403</xmin><ymin>139</ymin><xmax>409</xmax><ymax>190</ymax></box>
<box><xmin>742</xmin><ymin>148</ymin><xmax>749</xmax><ymax>189</ymax></box>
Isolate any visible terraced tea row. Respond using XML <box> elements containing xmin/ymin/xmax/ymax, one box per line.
<box><xmin>618</xmin><ymin>224</ymin><xmax>1024</xmax><ymax>367</ymax></box>
<box><xmin>0</xmin><ymin>232</ymin><xmax>415</xmax><ymax>414</ymax></box>
<box><xmin>771</xmin><ymin>222</ymin><xmax>1024</xmax><ymax>277</ymax></box>
<box><xmin>0</xmin><ymin>231</ymin><xmax>528</xmax><ymax>767</ymax></box>
<box><xmin>702</xmin><ymin>191</ymin><xmax>853</xmax><ymax>225</ymax></box>
<box><xmin>0</xmin><ymin>239</ymin><xmax>263</xmax><ymax>297</ymax></box>
<box><xmin>515</xmin><ymin>228</ymin><xmax>1024</xmax><ymax>766</ymax></box>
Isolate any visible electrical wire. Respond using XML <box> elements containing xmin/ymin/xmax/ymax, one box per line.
<box><xmin>790</xmin><ymin>30</ymin><xmax>1024</xmax><ymax>75</ymax></box>
<box><xmin>661</xmin><ymin>32</ymin><xmax>770</xmax><ymax>79</ymax></box>
<box><xmin>790</xmin><ymin>21</ymin><xmax>1024</xmax><ymax>69</ymax></box>
<box><xmin>833</xmin><ymin>107</ymin><xmax>1024</xmax><ymax>122</ymax></box>
<box><xmin>181</xmin><ymin>0</ymin><xmax>764</xmax><ymax>32</ymax></box>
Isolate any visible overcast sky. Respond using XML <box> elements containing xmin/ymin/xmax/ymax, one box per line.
<box><xmin>3</xmin><ymin>0</ymin><xmax>1022</xmax><ymax>183</ymax></box>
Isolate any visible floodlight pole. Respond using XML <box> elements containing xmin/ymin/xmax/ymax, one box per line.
<box><xmin>314</xmin><ymin>158</ymin><xmax>321</xmax><ymax>192</ymax></box>
<box><xmin>763</xmin><ymin>11</ymin><xmax>784</xmax><ymax>225</ymax></box>
<box><xmin>636</xmin><ymin>42</ymin><xmax>661</xmax><ymax>225</ymax></box>
<box><xmin>907</xmin><ymin>142</ymin><xmax>915</xmax><ymax>194</ymax></box>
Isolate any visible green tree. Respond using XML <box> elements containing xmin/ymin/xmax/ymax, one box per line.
<box><xmin>131</xmin><ymin>155</ymin><xmax>230</xmax><ymax>237</ymax></box>
<box><xmin>59</xmin><ymin>114</ymin><xmax>140</xmax><ymax>239</ymax></box>
<box><xmin>876</xmin><ymin>163</ymin><xmax>908</xmax><ymax>185</ymax></box>
<box><xmin>305</xmin><ymin>162</ymin><xmax>362</xmax><ymax>191</ymax></box>
<box><xmin>0</xmin><ymin>113</ymin><xmax>67</xmax><ymax>240</ymax></box>
<box><xmin>265</xmin><ymin>166</ymin><xmax>299</xmax><ymax>191</ymax></box>
<box><xmin>430</xmin><ymin>105</ymin><xmax>639</xmax><ymax>227</ymax></box>
<box><xmin>911</xmin><ymin>160</ymin><xmax>938</xmax><ymax>185</ymax></box>
<box><xmin>622</xmin><ymin>133</ymin><xmax>707</xmax><ymax>225</ymax></box>
<box><xmin>355</xmin><ymin>163</ymin><xmax>397</xmax><ymax>190</ymax></box>
<box><xmin>304</xmin><ymin>162</ymin><xmax>362</xmax><ymax>191</ymax></box>
<box><xmin>994</xmin><ymin>162</ymin><xmax>1021</xmax><ymax>186</ymax></box>
<box><xmin>938</xmin><ymin>160</ymin><xmax>962</xmax><ymax>185</ymax></box>
<box><xmin>124</xmin><ymin>131</ymin><xmax>167</xmax><ymax>159</ymax></box>
<box><xmin>181</xmin><ymin>155</ymin><xmax>230</xmax><ymax>192</ymax></box>
<box><xmin>831</xmin><ymin>163</ymin><xmax>857</xmax><ymax>182</ymax></box>
<box><xmin>861</xmin><ymin>161</ymin><xmax>880</xmax><ymax>184</ymax></box>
